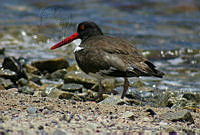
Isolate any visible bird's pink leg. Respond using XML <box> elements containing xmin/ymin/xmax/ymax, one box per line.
<box><xmin>121</xmin><ymin>77</ymin><xmax>129</xmax><ymax>99</ymax></box>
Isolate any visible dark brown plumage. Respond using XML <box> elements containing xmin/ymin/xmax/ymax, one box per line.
<box><xmin>51</xmin><ymin>21</ymin><xmax>164</xmax><ymax>99</ymax></box>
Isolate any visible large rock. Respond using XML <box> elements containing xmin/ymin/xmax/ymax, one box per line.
<box><xmin>42</xmin><ymin>86</ymin><xmax>82</xmax><ymax>101</ymax></box>
<box><xmin>161</xmin><ymin>110</ymin><xmax>194</xmax><ymax>123</ymax></box>
<box><xmin>61</xmin><ymin>83</ymin><xmax>83</xmax><ymax>93</ymax></box>
<box><xmin>31</xmin><ymin>57</ymin><xmax>69</xmax><ymax>73</ymax></box>
<box><xmin>64</xmin><ymin>71</ymin><xmax>97</xmax><ymax>89</ymax></box>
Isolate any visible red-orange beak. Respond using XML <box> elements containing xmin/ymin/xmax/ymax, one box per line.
<box><xmin>50</xmin><ymin>32</ymin><xmax>79</xmax><ymax>50</ymax></box>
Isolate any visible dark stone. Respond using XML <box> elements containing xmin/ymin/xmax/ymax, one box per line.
<box><xmin>31</xmin><ymin>57</ymin><xmax>69</xmax><ymax>73</ymax></box>
<box><xmin>145</xmin><ymin>108</ymin><xmax>156</xmax><ymax>117</ymax></box>
<box><xmin>38</xmin><ymin>125</ymin><xmax>44</xmax><ymax>130</ymax></box>
<box><xmin>18</xmin><ymin>86</ymin><xmax>34</xmax><ymax>95</ymax></box>
<box><xmin>161</xmin><ymin>110</ymin><xmax>194</xmax><ymax>123</ymax></box>
<box><xmin>61</xmin><ymin>83</ymin><xmax>83</xmax><ymax>93</ymax></box>
<box><xmin>2</xmin><ymin>56</ymin><xmax>27</xmax><ymax>80</ymax></box>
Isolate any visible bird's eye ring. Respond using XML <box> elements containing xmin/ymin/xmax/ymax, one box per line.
<box><xmin>80</xmin><ymin>24</ymin><xmax>85</xmax><ymax>30</ymax></box>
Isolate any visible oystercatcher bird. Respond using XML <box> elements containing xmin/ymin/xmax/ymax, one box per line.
<box><xmin>50</xmin><ymin>21</ymin><xmax>164</xmax><ymax>99</ymax></box>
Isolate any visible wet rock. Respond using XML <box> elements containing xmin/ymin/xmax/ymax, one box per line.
<box><xmin>61</xmin><ymin>83</ymin><xmax>83</xmax><ymax>93</ymax></box>
<box><xmin>50</xmin><ymin>69</ymin><xmax>67</xmax><ymax>80</ymax></box>
<box><xmin>64</xmin><ymin>71</ymin><xmax>97</xmax><ymax>89</ymax></box>
<box><xmin>99</xmin><ymin>96</ymin><xmax>129</xmax><ymax>105</ymax></box>
<box><xmin>0</xmin><ymin>78</ymin><xmax>15</xmax><ymax>89</ymax></box>
<box><xmin>0</xmin><ymin>68</ymin><xmax>17</xmax><ymax>79</ymax></box>
<box><xmin>161</xmin><ymin>110</ymin><xmax>194</xmax><ymax>123</ymax></box>
<box><xmin>2</xmin><ymin>56</ymin><xmax>27</xmax><ymax>79</ymax></box>
<box><xmin>31</xmin><ymin>57</ymin><xmax>69</xmax><ymax>73</ymax></box>
<box><xmin>18</xmin><ymin>86</ymin><xmax>34</xmax><ymax>95</ymax></box>
<box><xmin>17</xmin><ymin>78</ymin><xmax>28</xmax><ymax>87</ymax></box>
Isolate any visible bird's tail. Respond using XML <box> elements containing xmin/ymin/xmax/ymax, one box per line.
<box><xmin>144</xmin><ymin>61</ymin><xmax>165</xmax><ymax>78</ymax></box>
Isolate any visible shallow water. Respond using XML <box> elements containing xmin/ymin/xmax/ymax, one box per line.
<box><xmin>0</xmin><ymin>0</ymin><xmax>200</xmax><ymax>93</ymax></box>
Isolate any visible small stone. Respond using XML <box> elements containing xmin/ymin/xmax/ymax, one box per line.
<box><xmin>0</xmin><ymin>78</ymin><xmax>14</xmax><ymax>89</ymax></box>
<box><xmin>18</xmin><ymin>86</ymin><xmax>34</xmax><ymax>95</ymax></box>
<box><xmin>38</xmin><ymin>125</ymin><xmax>44</xmax><ymax>130</ymax></box>
<box><xmin>27</xmin><ymin>107</ymin><xmax>37</xmax><ymax>114</ymax></box>
<box><xmin>61</xmin><ymin>83</ymin><xmax>83</xmax><ymax>92</ymax></box>
<box><xmin>31</xmin><ymin>57</ymin><xmax>69</xmax><ymax>73</ymax></box>
<box><xmin>53</xmin><ymin>129</ymin><xmax>67</xmax><ymax>135</ymax></box>
<box><xmin>122</xmin><ymin>111</ymin><xmax>135</xmax><ymax>120</ymax></box>
<box><xmin>99</xmin><ymin>96</ymin><xmax>129</xmax><ymax>105</ymax></box>
<box><xmin>161</xmin><ymin>110</ymin><xmax>194</xmax><ymax>123</ymax></box>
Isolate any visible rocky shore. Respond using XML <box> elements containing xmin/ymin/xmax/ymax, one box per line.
<box><xmin>0</xmin><ymin>53</ymin><xmax>200</xmax><ymax>134</ymax></box>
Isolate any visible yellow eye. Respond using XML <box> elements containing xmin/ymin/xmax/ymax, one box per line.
<box><xmin>80</xmin><ymin>24</ymin><xmax>85</xmax><ymax>30</ymax></box>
